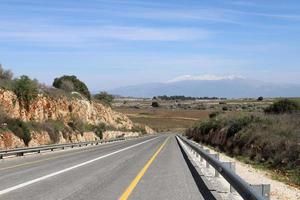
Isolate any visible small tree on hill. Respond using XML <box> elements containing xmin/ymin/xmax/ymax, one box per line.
<box><xmin>13</xmin><ymin>75</ymin><xmax>38</xmax><ymax>111</ymax></box>
<box><xmin>257</xmin><ymin>96</ymin><xmax>264</xmax><ymax>101</ymax></box>
<box><xmin>53</xmin><ymin>75</ymin><xmax>91</xmax><ymax>100</ymax></box>
<box><xmin>94</xmin><ymin>92</ymin><xmax>114</xmax><ymax>106</ymax></box>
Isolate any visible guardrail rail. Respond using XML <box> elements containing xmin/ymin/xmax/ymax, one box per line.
<box><xmin>177</xmin><ymin>135</ymin><xmax>270</xmax><ymax>200</ymax></box>
<box><xmin>0</xmin><ymin>136</ymin><xmax>139</xmax><ymax>159</ymax></box>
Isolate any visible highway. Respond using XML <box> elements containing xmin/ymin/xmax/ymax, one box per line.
<box><xmin>0</xmin><ymin>135</ymin><xmax>214</xmax><ymax>200</ymax></box>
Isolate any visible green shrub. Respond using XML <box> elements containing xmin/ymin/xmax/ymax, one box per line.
<box><xmin>13</xmin><ymin>75</ymin><xmax>38</xmax><ymax>110</ymax></box>
<box><xmin>265</xmin><ymin>99</ymin><xmax>300</xmax><ymax>114</ymax></box>
<box><xmin>53</xmin><ymin>75</ymin><xmax>91</xmax><ymax>100</ymax></box>
<box><xmin>209</xmin><ymin>111</ymin><xmax>219</xmax><ymax>119</ymax></box>
<box><xmin>93</xmin><ymin>123</ymin><xmax>106</xmax><ymax>139</ymax></box>
<box><xmin>68</xmin><ymin>116</ymin><xmax>91</xmax><ymax>133</ymax></box>
<box><xmin>199</xmin><ymin>119</ymin><xmax>221</xmax><ymax>135</ymax></box>
<box><xmin>94</xmin><ymin>92</ymin><xmax>114</xmax><ymax>106</ymax></box>
<box><xmin>41</xmin><ymin>120</ymin><xmax>65</xmax><ymax>143</ymax></box>
<box><xmin>222</xmin><ymin>106</ymin><xmax>228</xmax><ymax>111</ymax></box>
<box><xmin>227</xmin><ymin>116</ymin><xmax>253</xmax><ymax>137</ymax></box>
<box><xmin>6</xmin><ymin>118</ymin><xmax>31</xmax><ymax>146</ymax></box>
<box><xmin>0</xmin><ymin>65</ymin><xmax>14</xmax><ymax>90</ymax></box>
<box><xmin>151</xmin><ymin>102</ymin><xmax>159</xmax><ymax>108</ymax></box>
<box><xmin>132</xmin><ymin>125</ymin><xmax>147</xmax><ymax>135</ymax></box>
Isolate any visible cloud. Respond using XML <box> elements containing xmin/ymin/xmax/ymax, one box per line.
<box><xmin>167</xmin><ymin>74</ymin><xmax>245</xmax><ymax>83</ymax></box>
<box><xmin>0</xmin><ymin>21</ymin><xmax>211</xmax><ymax>44</ymax></box>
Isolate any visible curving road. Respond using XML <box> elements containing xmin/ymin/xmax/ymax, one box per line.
<box><xmin>0</xmin><ymin>135</ymin><xmax>213</xmax><ymax>200</ymax></box>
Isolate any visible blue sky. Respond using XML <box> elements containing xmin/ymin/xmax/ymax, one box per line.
<box><xmin>0</xmin><ymin>0</ymin><xmax>300</xmax><ymax>91</ymax></box>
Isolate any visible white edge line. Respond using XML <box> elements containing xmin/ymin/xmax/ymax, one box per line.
<box><xmin>0</xmin><ymin>136</ymin><xmax>159</xmax><ymax>196</ymax></box>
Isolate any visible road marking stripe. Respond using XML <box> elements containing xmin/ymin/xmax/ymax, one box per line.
<box><xmin>119</xmin><ymin>137</ymin><xmax>170</xmax><ymax>200</ymax></box>
<box><xmin>0</xmin><ymin>137</ymin><xmax>159</xmax><ymax>196</ymax></box>
<box><xmin>0</xmin><ymin>139</ymin><xmax>131</xmax><ymax>171</ymax></box>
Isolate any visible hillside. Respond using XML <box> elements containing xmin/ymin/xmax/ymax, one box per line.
<box><xmin>0</xmin><ymin>66</ymin><xmax>154</xmax><ymax>149</ymax></box>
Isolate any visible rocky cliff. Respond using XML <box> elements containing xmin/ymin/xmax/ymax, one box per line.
<box><xmin>0</xmin><ymin>89</ymin><xmax>154</xmax><ymax>149</ymax></box>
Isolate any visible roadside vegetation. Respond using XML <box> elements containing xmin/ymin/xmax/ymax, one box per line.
<box><xmin>93</xmin><ymin>91</ymin><xmax>114</xmax><ymax>107</ymax></box>
<box><xmin>52</xmin><ymin>75</ymin><xmax>91</xmax><ymax>100</ymax></box>
<box><xmin>186</xmin><ymin>99</ymin><xmax>300</xmax><ymax>186</ymax></box>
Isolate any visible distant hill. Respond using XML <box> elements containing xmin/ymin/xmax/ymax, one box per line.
<box><xmin>109</xmin><ymin>78</ymin><xmax>300</xmax><ymax>98</ymax></box>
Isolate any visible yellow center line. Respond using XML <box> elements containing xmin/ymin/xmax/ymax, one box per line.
<box><xmin>119</xmin><ymin>137</ymin><xmax>170</xmax><ymax>200</ymax></box>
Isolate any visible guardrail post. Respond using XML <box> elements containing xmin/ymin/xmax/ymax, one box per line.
<box><xmin>0</xmin><ymin>154</ymin><xmax>3</xmax><ymax>159</ymax></box>
<box><xmin>221</xmin><ymin>162</ymin><xmax>236</xmax><ymax>193</ymax></box>
<box><xmin>250</xmin><ymin>184</ymin><xmax>271</xmax><ymax>200</ymax></box>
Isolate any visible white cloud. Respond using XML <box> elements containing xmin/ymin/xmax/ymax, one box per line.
<box><xmin>167</xmin><ymin>74</ymin><xmax>245</xmax><ymax>83</ymax></box>
<box><xmin>0</xmin><ymin>21</ymin><xmax>210</xmax><ymax>43</ymax></box>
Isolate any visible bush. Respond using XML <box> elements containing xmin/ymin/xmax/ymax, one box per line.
<box><xmin>209</xmin><ymin>111</ymin><xmax>219</xmax><ymax>119</ymax></box>
<box><xmin>40</xmin><ymin>120</ymin><xmax>65</xmax><ymax>143</ymax></box>
<box><xmin>222</xmin><ymin>106</ymin><xmax>228</xmax><ymax>111</ymax></box>
<box><xmin>94</xmin><ymin>92</ymin><xmax>114</xmax><ymax>106</ymax></box>
<box><xmin>257</xmin><ymin>96</ymin><xmax>264</xmax><ymax>101</ymax></box>
<box><xmin>151</xmin><ymin>102</ymin><xmax>159</xmax><ymax>108</ymax></box>
<box><xmin>0</xmin><ymin>65</ymin><xmax>14</xmax><ymax>89</ymax></box>
<box><xmin>13</xmin><ymin>75</ymin><xmax>38</xmax><ymax>111</ymax></box>
<box><xmin>186</xmin><ymin>113</ymin><xmax>300</xmax><ymax>186</ymax></box>
<box><xmin>264</xmin><ymin>99</ymin><xmax>300</xmax><ymax>114</ymax></box>
<box><xmin>6</xmin><ymin>118</ymin><xmax>32</xmax><ymax>146</ymax></box>
<box><xmin>132</xmin><ymin>125</ymin><xmax>147</xmax><ymax>135</ymax></box>
<box><xmin>53</xmin><ymin>75</ymin><xmax>91</xmax><ymax>100</ymax></box>
<box><xmin>93</xmin><ymin>123</ymin><xmax>106</xmax><ymax>139</ymax></box>
<box><xmin>68</xmin><ymin>116</ymin><xmax>91</xmax><ymax>133</ymax></box>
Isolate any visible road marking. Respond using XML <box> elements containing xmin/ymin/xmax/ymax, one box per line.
<box><xmin>0</xmin><ymin>137</ymin><xmax>159</xmax><ymax>196</ymax></box>
<box><xmin>119</xmin><ymin>137</ymin><xmax>170</xmax><ymax>200</ymax></box>
<box><xmin>0</xmin><ymin>139</ymin><xmax>130</xmax><ymax>171</ymax></box>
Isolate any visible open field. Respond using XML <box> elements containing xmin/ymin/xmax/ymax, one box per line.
<box><xmin>114</xmin><ymin>108</ymin><xmax>210</xmax><ymax>132</ymax></box>
<box><xmin>113</xmin><ymin>97</ymin><xmax>274</xmax><ymax>131</ymax></box>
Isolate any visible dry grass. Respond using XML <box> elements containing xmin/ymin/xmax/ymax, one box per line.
<box><xmin>115</xmin><ymin>108</ymin><xmax>210</xmax><ymax>131</ymax></box>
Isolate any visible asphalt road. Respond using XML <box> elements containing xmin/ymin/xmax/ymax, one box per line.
<box><xmin>0</xmin><ymin>135</ymin><xmax>210</xmax><ymax>200</ymax></box>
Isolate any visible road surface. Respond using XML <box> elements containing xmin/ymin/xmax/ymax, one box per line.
<box><xmin>0</xmin><ymin>135</ymin><xmax>214</xmax><ymax>200</ymax></box>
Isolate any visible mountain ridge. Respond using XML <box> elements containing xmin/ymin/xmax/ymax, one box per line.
<box><xmin>109</xmin><ymin>78</ymin><xmax>300</xmax><ymax>98</ymax></box>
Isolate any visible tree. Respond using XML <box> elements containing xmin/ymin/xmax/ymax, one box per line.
<box><xmin>53</xmin><ymin>75</ymin><xmax>91</xmax><ymax>100</ymax></box>
<box><xmin>0</xmin><ymin>64</ymin><xmax>14</xmax><ymax>89</ymax></box>
<box><xmin>151</xmin><ymin>101</ymin><xmax>159</xmax><ymax>108</ymax></box>
<box><xmin>257</xmin><ymin>96</ymin><xmax>264</xmax><ymax>101</ymax></box>
<box><xmin>13</xmin><ymin>75</ymin><xmax>38</xmax><ymax>111</ymax></box>
<box><xmin>0</xmin><ymin>64</ymin><xmax>13</xmax><ymax>80</ymax></box>
<box><xmin>94</xmin><ymin>92</ymin><xmax>114</xmax><ymax>106</ymax></box>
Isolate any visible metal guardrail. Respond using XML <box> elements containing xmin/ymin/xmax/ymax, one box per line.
<box><xmin>177</xmin><ymin>135</ymin><xmax>269</xmax><ymax>200</ymax></box>
<box><xmin>0</xmin><ymin>137</ymin><xmax>138</xmax><ymax>159</ymax></box>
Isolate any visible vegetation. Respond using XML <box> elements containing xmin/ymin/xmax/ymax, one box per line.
<box><xmin>0</xmin><ymin>64</ymin><xmax>14</xmax><ymax>89</ymax></box>
<box><xmin>53</xmin><ymin>75</ymin><xmax>91</xmax><ymax>100</ymax></box>
<box><xmin>94</xmin><ymin>92</ymin><xmax>114</xmax><ymax>106</ymax></box>
<box><xmin>6</xmin><ymin>118</ymin><xmax>32</xmax><ymax>146</ymax></box>
<box><xmin>13</xmin><ymin>75</ymin><xmax>39</xmax><ymax>111</ymax></box>
<box><xmin>264</xmin><ymin>98</ymin><xmax>300</xmax><ymax>114</ymax></box>
<box><xmin>131</xmin><ymin>124</ymin><xmax>147</xmax><ymax>135</ymax></box>
<box><xmin>257</xmin><ymin>96</ymin><xmax>264</xmax><ymax>101</ymax></box>
<box><xmin>151</xmin><ymin>101</ymin><xmax>160</xmax><ymax>108</ymax></box>
<box><xmin>155</xmin><ymin>95</ymin><xmax>225</xmax><ymax>101</ymax></box>
<box><xmin>186</xmin><ymin>113</ymin><xmax>300</xmax><ymax>186</ymax></box>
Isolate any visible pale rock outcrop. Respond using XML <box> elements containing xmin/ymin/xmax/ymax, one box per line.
<box><xmin>0</xmin><ymin>89</ymin><xmax>155</xmax><ymax>149</ymax></box>
<box><xmin>0</xmin><ymin>131</ymin><xmax>25</xmax><ymax>149</ymax></box>
<box><xmin>0</xmin><ymin>89</ymin><xmax>133</xmax><ymax>130</ymax></box>
<box><xmin>103</xmin><ymin>131</ymin><xmax>139</xmax><ymax>140</ymax></box>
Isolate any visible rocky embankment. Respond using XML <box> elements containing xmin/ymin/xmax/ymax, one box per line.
<box><xmin>0</xmin><ymin>89</ymin><xmax>154</xmax><ymax>149</ymax></box>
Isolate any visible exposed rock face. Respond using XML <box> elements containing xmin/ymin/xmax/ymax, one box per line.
<box><xmin>0</xmin><ymin>131</ymin><xmax>25</xmax><ymax>149</ymax></box>
<box><xmin>0</xmin><ymin>89</ymin><xmax>154</xmax><ymax>149</ymax></box>
<box><xmin>0</xmin><ymin>89</ymin><xmax>133</xmax><ymax>129</ymax></box>
<box><xmin>103</xmin><ymin>131</ymin><xmax>139</xmax><ymax>140</ymax></box>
